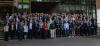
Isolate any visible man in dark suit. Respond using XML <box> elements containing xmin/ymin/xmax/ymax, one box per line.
<box><xmin>18</xmin><ymin>22</ymin><xmax>24</xmax><ymax>40</ymax></box>
<box><xmin>10</xmin><ymin>22</ymin><xmax>16</xmax><ymax>40</ymax></box>
<box><xmin>28</xmin><ymin>20</ymin><xmax>33</xmax><ymax>39</ymax></box>
<box><xmin>15</xmin><ymin>22</ymin><xmax>18</xmax><ymax>39</ymax></box>
<box><xmin>93</xmin><ymin>21</ymin><xmax>97</xmax><ymax>35</ymax></box>
<box><xmin>91</xmin><ymin>21</ymin><xmax>97</xmax><ymax>35</ymax></box>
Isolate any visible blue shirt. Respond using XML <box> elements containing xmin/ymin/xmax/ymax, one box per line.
<box><xmin>16</xmin><ymin>24</ymin><xmax>18</xmax><ymax>30</ymax></box>
<box><xmin>40</xmin><ymin>17</ymin><xmax>43</xmax><ymax>20</ymax></box>
<box><xmin>29</xmin><ymin>23</ymin><xmax>32</xmax><ymax>30</ymax></box>
<box><xmin>50</xmin><ymin>19</ymin><xmax>52</xmax><ymax>24</ymax></box>
<box><xmin>9</xmin><ymin>16</ymin><xmax>13</xmax><ymax>20</ymax></box>
<box><xmin>64</xmin><ymin>23</ymin><xmax>69</xmax><ymax>30</ymax></box>
<box><xmin>39</xmin><ymin>23</ymin><xmax>43</xmax><ymax>28</ymax></box>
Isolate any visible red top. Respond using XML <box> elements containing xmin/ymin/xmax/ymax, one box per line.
<box><xmin>42</xmin><ymin>24</ymin><xmax>48</xmax><ymax>30</ymax></box>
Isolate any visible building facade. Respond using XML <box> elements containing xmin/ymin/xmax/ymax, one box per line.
<box><xmin>30</xmin><ymin>0</ymin><xmax>96</xmax><ymax>18</ymax></box>
<box><xmin>96</xmin><ymin>0</ymin><xmax>100</xmax><ymax>27</ymax></box>
<box><xmin>0</xmin><ymin>0</ymin><xmax>98</xmax><ymax>18</ymax></box>
<box><xmin>0</xmin><ymin>0</ymin><xmax>18</xmax><ymax>16</ymax></box>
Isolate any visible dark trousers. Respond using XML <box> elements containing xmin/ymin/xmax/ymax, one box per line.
<box><xmin>94</xmin><ymin>28</ymin><xmax>97</xmax><ymax>35</ymax></box>
<box><xmin>28</xmin><ymin>30</ymin><xmax>33</xmax><ymax>39</ymax></box>
<box><xmin>40</xmin><ymin>28</ymin><xmax>43</xmax><ymax>38</ymax></box>
<box><xmin>84</xmin><ymin>28</ymin><xmax>88</xmax><ymax>36</ymax></box>
<box><xmin>65</xmin><ymin>29</ymin><xmax>70</xmax><ymax>36</ymax></box>
<box><xmin>62</xmin><ymin>29</ymin><xmax>65</xmax><ymax>37</ymax></box>
<box><xmin>56</xmin><ymin>28</ymin><xmax>64</xmax><ymax>37</ymax></box>
<box><xmin>13</xmin><ymin>30</ymin><xmax>17</xmax><ymax>39</ymax></box>
<box><xmin>56</xmin><ymin>28</ymin><xmax>60</xmax><ymax>37</ymax></box>
<box><xmin>16</xmin><ymin>30</ymin><xmax>18</xmax><ymax>39</ymax></box>
<box><xmin>89</xmin><ymin>28</ymin><xmax>94</xmax><ymax>35</ymax></box>
<box><xmin>47</xmin><ymin>30</ymin><xmax>50</xmax><ymax>38</ymax></box>
<box><xmin>90</xmin><ymin>27</ymin><xmax>97</xmax><ymax>35</ymax></box>
<box><xmin>4</xmin><ymin>32</ymin><xmax>9</xmax><ymax>41</ymax></box>
<box><xmin>80</xmin><ymin>28</ymin><xmax>84</xmax><ymax>36</ymax></box>
<box><xmin>77</xmin><ymin>29</ymin><xmax>81</xmax><ymax>35</ymax></box>
<box><xmin>42</xmin><ymin>29</ymin><xmax>48</xmax><ymax>39</ymax></box>
<box><xmin>18</xmin><ymin>31</ymin><xmax>23</xmax><ymax>40</ymax></box>
<box><xmin>10</xmin><ymin>30</ymin><xmax>15</xmax><ymax>39</ymax></box>
<box><xmin>75</xmin><ymin>28</ymin><xmax>78</xmax><ymax>35</ymax></box>
<box><xmin>34</xmin><ymin>29</ymin><xmax>38</xmax><ymax>38</ymax></box>
<box><xmin>88</xmin><ymin>27</ymin><xmax>91</xmax><ymax>36</ymax></box>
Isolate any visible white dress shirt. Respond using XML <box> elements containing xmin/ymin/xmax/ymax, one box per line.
<box><xmin>4</xmin><ymin>26</ymin><xmax>9</xmax><ymax>32</ymax></box>
<box><xmin>24</xmin><ymin>25</ymin><xmax>28</xmax><ymax>32</ymax></box>
<box><xmin>39</xmin><ymin>22</ymin><xmax>43</xmax><ymax>28</ymax></box>
<box><xmin>29</xmin><ymin>23</ymin><xmax>32</xmax><ymax>30</ymax></box>
<box><xmin>64</xmin><ymin>23</ymin><xmax>69</xmax><ymax>30</ymax></box>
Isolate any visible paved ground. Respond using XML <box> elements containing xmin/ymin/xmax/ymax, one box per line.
<box><xmin>0</xmin><ymin>37</ymin><xmax>100</xmax><ymax>46</ymax></box>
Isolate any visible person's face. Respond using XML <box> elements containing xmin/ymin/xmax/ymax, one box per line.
<box><xmin>25</xmin><ymin>23</ymin><xmax>27</xmax><ymax>26</ymax></box>
<box><xmin>24</xmin><ymin>12</ymin><xmax>26</xmax><ymax>15</ymax></box>
<box><xmin>47</xmin><ymin>21</ymin><xmax>49</xmax><ymax>24</ymax></box>
<box><xmin>12</xmin><ymin>22</ymin><xmax>14</xmax><ymax>25</ymax></box>
<box><xmin>52</xmin><ymin>21</ymin><xmax>54</xmax><ymax>24</ymax></box>
<box><xmin>6</xmin><ymin>24</ymin><xmax>8</xmax><ymax>26</ymax></box>
<box><xmin>21</xmin><ymin>22</ymin><xmax>23</xmax><ymax>24</ymax></box>
<box><xmin>30</xmin><ymin>20</ymin><xmax>32</xmax><ymax>23</ymax></box>
<box><xmin>11</xmin><ymin>14</ymin><xmax>14</xmax><ymax>16</ymax></box>
<box><xmin>16</xmin><ymin>22</ymin><xmax>18</xmax><ymax>24</ymax></box>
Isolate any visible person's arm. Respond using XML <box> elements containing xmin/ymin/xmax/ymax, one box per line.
<box><xmin>8</xmin><ymin>26</ymin><xmax>9</xmax><ymax>32</ymax></box>
<box><xmin>54</xmin><ymin>24</ymin><xmax>56</xmax><ymax>29</ymax></box>
<box><xmin>3</xmin><ymin>26</ymin><xmax>5</xmax><ymax>32</ymax></box>
<box><xmin>50</xmin><ymin>24</ymin><xmax>51</xmax><ymax>29</ymax></box>
<box><xmin>27</xmin><ymin>26</ymin><xmax>29</xmax><ymax>32</ymax></box>
<box><xmin>50</xmin><ymin>24</ymin><xmax>52</xmax><ymax>29</ymax></box>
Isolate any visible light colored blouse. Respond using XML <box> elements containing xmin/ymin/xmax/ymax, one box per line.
<box><xmin>39</xmin><ymin>22</ymin><xmax>43</xmax><ymax>28</ymax></box>
<box><xmin>47</xmin><ymin>23</ymin><xmax>50</xmax><ymax>30</ymax></box>
<box><xmin>24</xmin><ymin>25</ymin><xmax>28</xmax><ymax>32</ymax></box>
<box><xmin>4</xmin><ymin>26</ymin><xmax>9</xmax><ymax>32</ymax></box>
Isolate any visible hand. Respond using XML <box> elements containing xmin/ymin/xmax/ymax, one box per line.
<box><xmin>18</xmin><ymin>31</ymin><xmax>19</xmax><ymax>32</ymax></box>
<box><xmin>4</xmin><ymin>31</ymin><xmax>5</xmax><ymax>32</ymax></box>
<box><xmin>45</xmin><ymin>28</ymin><xmax>48</xmax><ymax>30</ymax></box>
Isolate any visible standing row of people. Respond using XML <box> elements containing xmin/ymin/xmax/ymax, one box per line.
<box><xmin>4</xmin><ymin>12</ymin><xmax>97</xmax><ymax>41</ymax></box>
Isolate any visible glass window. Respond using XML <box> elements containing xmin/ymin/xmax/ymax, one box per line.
<box><xmin>18</xmin><ymin>0</ymin><xmax>22</xmax><ymax>3</ymax></box>
<box><xmin>23</xmin><ymin>4</ymin><xmax>29</xmax><ymax>8</ymax></box>
<box><xmin>18</xmin><ymin>0</ymin><xmax>30</xmax><ymax>3</ymax></box>
<box><xmin>18</xmin><ymin>4</ymin><xmax>22</xmax><ymax>9</ymax></box>
<box><xmin>0</xmin><ymin>0</ymin><xmax>13</xmax><ymax>1</ymax></box>
<box><xmin>23</xmin><ymin>0</ymin><xmax>30</xmax><ymax>3</ymax></box>
<box><xmin>18</xmin><ymin>4</ymin><xmax>29</xmax><ymax>9</ymax></box>
<box><xmin>43</xmin><ymin>0</ymin><xmax>49</xmax><ymax>2</ymax></box>
<box><xmin>36</xmin><ymin>0</ymin><xmax>42</xmax><ymax>2</ymax></box>
<box><xmin>31</xmin><ymin>0</ymin><xmax>34</xmax><ymax>1</ymax></box>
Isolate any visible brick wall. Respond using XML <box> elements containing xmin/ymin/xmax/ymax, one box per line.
<box><xmin>13</xmin><ymin>0</ymin><xmax>18</xmax><ymax>7</ymax></box>
<box><xmin>96</xmin><ymin>0</ymin><xmax>100</xmax><ymax>9</ymax></box>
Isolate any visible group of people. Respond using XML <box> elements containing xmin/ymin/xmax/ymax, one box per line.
<box><xmin>3</xmin><ymin>12</ymin><xmax>97</xmax><ymax>41</ymax></box>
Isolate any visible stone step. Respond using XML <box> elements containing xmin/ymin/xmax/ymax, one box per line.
<box><xmin>0</xmin><ymin>32</ymin><xmax>4</xmax><ymax>35</ymax></box>
<box><xmin>0</xmin><ymin>36</ymin><xmax>4</xmax><ymax>38</ymax></box>
<box><xmin>0</xmin><ymin>27</ymin><xmax>3</xmax><ymax>29</ymax></box>
<box><xmin>0</xmin><ymin>29</ymin><xmax>3</xmax><ymax>31</ymax></box>
<box><xmin>0</xmin><ymin>27</ymin><xmax>5</xmax><ymax>40</ymax></box>
<box><xmin>0</xmin><ymin>28</ymin><xmax>3</xmax><ymax>30</ymax></box>
<box><xmin>0</xmin><ymin>38</ymin><xmax>4</xmax><ymax>40</ymax></box>
<box><xmin>0</xmin><ymin>34</ymin><xmax>4</xmax><ymax>36</ymax></box>
<box><xmin>97</xmin><ymin>27</ymin><xmax>100</xmax><ymax>34</ymax></box>
<box><xmin>0</xmin><ymin>31</ymin><xmax>3</xmax><ymax>32</ymax></box>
